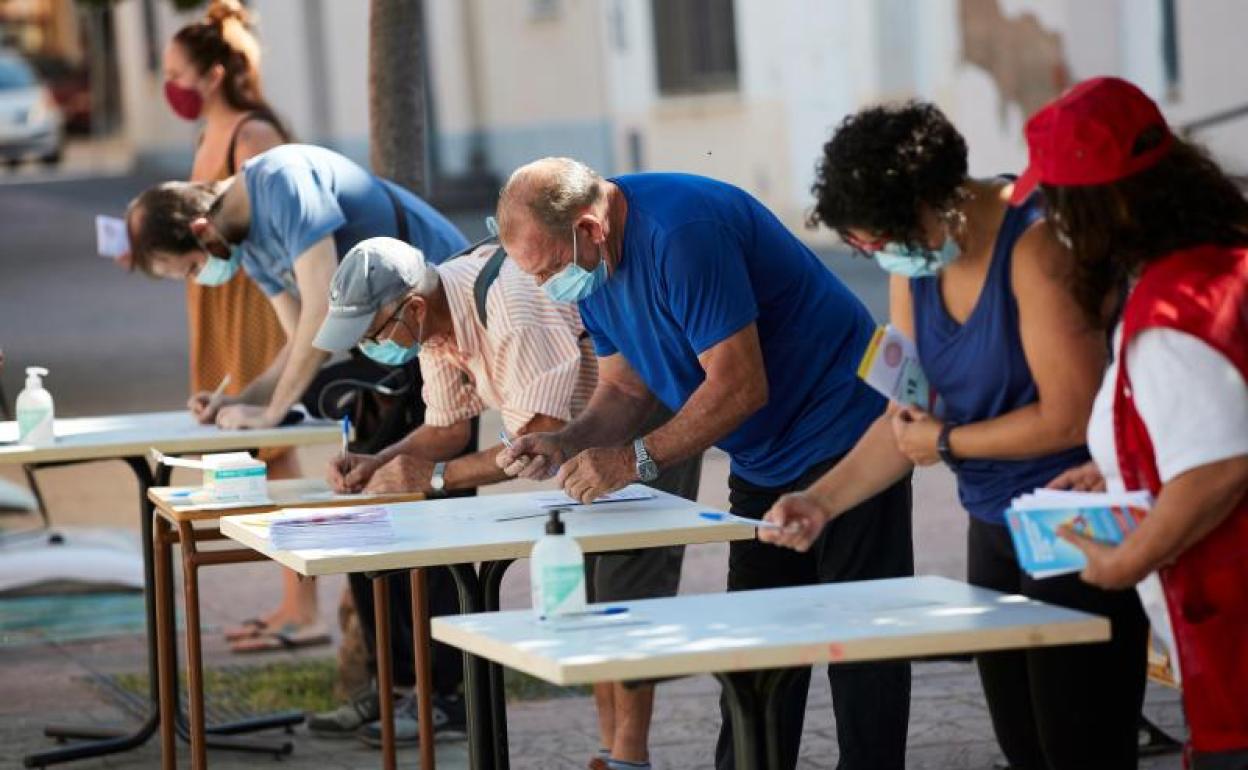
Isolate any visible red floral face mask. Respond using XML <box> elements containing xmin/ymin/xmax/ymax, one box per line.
<box><xmin>164</xmin><ymin>80</ymin><xmax>203</xmax><ymax>121</ymax></box>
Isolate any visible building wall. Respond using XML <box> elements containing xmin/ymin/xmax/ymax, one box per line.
<box><xmin>109</xmin><ymin>0</ymin><xmax>1248</xmax><ymax>219</ymax></box>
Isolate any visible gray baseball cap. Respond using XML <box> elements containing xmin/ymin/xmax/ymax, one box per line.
<box><xmin>313</xmin><ymin>237</ymin><xmax>437</xmax><ymax>353</ymax></box>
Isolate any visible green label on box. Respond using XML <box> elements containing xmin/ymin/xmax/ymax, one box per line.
<box><xmin>213</xmin><ymin>466</ymin><xmax>266</xmax><ymax>480</ymax></box>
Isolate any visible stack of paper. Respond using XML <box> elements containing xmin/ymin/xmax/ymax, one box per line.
<box><xmin>1005</xmin><ymin>489</ymin><xmax>1152</xmax><ymax>578</ymax></box>
<box><xmin>267</xmin><ymin>505</ymin><xmax>395</xmax><ymax>550</ymax></box>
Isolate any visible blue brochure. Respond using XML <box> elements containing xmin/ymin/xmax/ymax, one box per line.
<box><xmin>1005</xmin><ymin>504</ymin><xmax>1146</xmax><ymax>578</ymax></box>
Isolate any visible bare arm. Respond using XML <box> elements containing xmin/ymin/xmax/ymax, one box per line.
<box><xmin>261</xmin><ymin>238</ymin><xmax>337</xmax><ymax>421</ymax></box>
<box><xmin>1061</xmin><ymin>456</ymin><xmax>1248</xmax><ymax>589</ymax></box>
<box><xmin>643</xmin><ymin>322</ymin><xmax>767</xmax><ymax>467</ymax></box>
<box><xmin>946</xmin><ymin>222</ymin><xmax>1104</xmax><ymax>459</ymax></box>
<box><xmin>560</xmin><ymin>353</ymin><xmax>657</xmax><ymax>454</ymax></box>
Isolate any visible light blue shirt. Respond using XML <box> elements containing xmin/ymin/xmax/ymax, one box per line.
<box><xmin>238</xmin><ymin>145</ymin><xmax>467</xmax><ymax>297</ymax></box>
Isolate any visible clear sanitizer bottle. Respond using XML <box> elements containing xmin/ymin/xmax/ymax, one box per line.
<box><xmin>16</xmin><ymin>366</ymin><xmax>55</xmax><ymax>447</ymax></box>
<box><xmin>530</xmin><ymin>508</ymin><xmax>587</xmax><ymax>621</ymax></box>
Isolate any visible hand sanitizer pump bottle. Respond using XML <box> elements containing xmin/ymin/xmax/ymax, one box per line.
<box><xmin>530</xmin><ymin>508</ymin><xmax>587</xmax><ymax>621</ymax></box>
<box><xmin>16</xmin><ymin>367</ymin><xmax>54</xmax><ymax>447</ymax></box>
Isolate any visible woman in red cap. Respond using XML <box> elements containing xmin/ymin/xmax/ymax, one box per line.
<box><xmin>1026</xmin><ymin>77</ymin><xmax>1248</xmax><ymax>767</ymax></box>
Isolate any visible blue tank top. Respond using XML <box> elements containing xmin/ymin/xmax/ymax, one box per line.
<box><xmin>912</xmin><ymin>192</ymin><xmax>1090</xmax><ymax>525</ymax></box>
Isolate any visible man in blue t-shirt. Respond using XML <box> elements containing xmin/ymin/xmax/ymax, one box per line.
<box><xmin>126</xmin><ymin>144</ymin><xmax>468</xmax><ymax>429</ymax></box>
<box><xmin>495</xmin><ymin>158</ymin><xmax>914</xmax><ymax>770</ymax></box>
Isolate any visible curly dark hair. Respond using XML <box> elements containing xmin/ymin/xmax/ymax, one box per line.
<box><xmin>1043</xmin><ymin>128</ymin><xmax>1248</xmax><ymax>326</ymax></box>
<box><xmin>809</xmin><ymin>101</ymin><xmax>969</xmax><ymax>251</ymax></box>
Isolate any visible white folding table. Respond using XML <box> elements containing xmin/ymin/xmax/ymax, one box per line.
<box><xmin>432</xmin><ymin>575</ymin><xmax>1112</xmax><ymax>770</ymax></box>
<box><xmin>221</xmin><ymin>485</ymin><xmax>756</xmax><ymax>770</ymax></box>
<box><xmin>0</xmin><ymin>411</ymin><xmax>338</xmax><ymax>767</ymax></box>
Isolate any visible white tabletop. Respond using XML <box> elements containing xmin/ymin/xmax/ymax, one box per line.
<box><xmin>431</xmin><ymin>575</ymin><xmax>1111</xmax><ymax>685</ymax></box>
<box><xmin>220</xmin><ymin>484</ymin><xmax>754</xmax><ymax>576</ymax></box>
<box><xmin>0</xmin><ymin>410</ymin><xmax>339</xmax><ymax>465</ymax></box>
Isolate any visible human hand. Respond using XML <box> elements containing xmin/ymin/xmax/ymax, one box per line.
<box><xmin>496</xmin><ymin>432</ymin><xmax>570</xmax><ymax>480</ymax></box>
<box><xmin>555</xmin><ymin>446</ymin><xmax>635</xmax><ymax>504</ymax></box>
<box><xmin>891</xmin><ymin>407</ymin><xmax>943</xmax><ymax>466</ymax></box>
<box><xmin>189</xmin><ymin>391</ymin><xmax>236</xmax><ymax>424</ymax></box>
<box><xmin>215</xmin><ymin>404</ymin><xmax>279</xmax><ymax>430</ymax></box>
<box><xmin>1046</xmin><ymin>461</ymin><xmax>1106</xmax><ymax>492</ymax></box>
<box><xmin>328</xmin><ymin>452</ymin><xmax>383</xmax><ymax>493</ymax></box>
<box><xmin>758</xmin><ymin>492</ymin><xmax>833</xmax><ymax>551</ymax></box>
<box><xmin>1056</xmin><ymin>524</ymin><xmax>1136</xmax><ymax>590</ymax></box>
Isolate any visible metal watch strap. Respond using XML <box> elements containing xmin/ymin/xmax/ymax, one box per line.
<box><xmin>937</xmin><ymin>423</ymin><xmax>960</xmax><ymax>469</ymax></box>
<box><xmin>633</xmin><ymin>438</ymin><xmax>659</xmax><ymax>482</ymax></box>
<box><xmin>430</xmin><ymin>461</ymin><xmax>447</xmax><ymax>495</ymax></box>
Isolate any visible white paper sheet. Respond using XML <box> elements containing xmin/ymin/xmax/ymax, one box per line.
<box><xmin>95</xmin><ymin>215</ymin><xmax>129</xmax><ymax>259</ymax></box>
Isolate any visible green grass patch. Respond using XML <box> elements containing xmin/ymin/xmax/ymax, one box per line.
<box><xmin>108</xmin><ymin>658</ymin><xmax>588</xmax><ymax>715</ymax></box>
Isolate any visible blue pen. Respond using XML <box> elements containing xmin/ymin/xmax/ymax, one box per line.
<box><xmin>341</xmin><ymin>415</ymin><xmax>351</xmax><ymax>455</ymax></box>
<box><xmin>541</xmin><ymin>607</ymin><xmax>628</xmax><ymax>621</ymax></box>
<box><xmin>699</xmin><ymin>511</ymin><xmax>783</xmax><ymax>531</ymax></box>
<box><xmin>498</xmin><ymin>429</ymin><xmax>514</xmax><ymax>449</ymax></box>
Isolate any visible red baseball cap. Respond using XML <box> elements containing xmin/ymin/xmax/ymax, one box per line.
<box><xmin>1011</xmin><ymin>77</ymin><xmax>1173</xmax><ymax>204</ymax></box>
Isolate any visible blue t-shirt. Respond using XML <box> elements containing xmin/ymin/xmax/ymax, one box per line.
<box><xmin>238</xmin><ymin>145</ymin><xmax>468</xmax><ymax>296</ymax></box>
<box><xmin>578</xmin><ymin>173</ymin><xmax>884</xmax><ymax>487</ymax></box>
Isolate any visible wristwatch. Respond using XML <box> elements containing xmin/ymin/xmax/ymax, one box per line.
<box><xmin>634</xmin><ymin>438</ymin><xmax>659</xmax><ymax>483</ymax></box>
<box><xmin>429</xmin><ymin>461</ymin><xmax>448</xmax><ymax>497</ymax></box>
<box><xmin>937</xmin><ymin>423</ymin><xmax>960</xmax><ymax>469</ymax></box>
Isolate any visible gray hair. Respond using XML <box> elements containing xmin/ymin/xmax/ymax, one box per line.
<box><xmin>497</xmin><ymin>157</ymin><xmax>603</xmax><ymax>239</ymax></box>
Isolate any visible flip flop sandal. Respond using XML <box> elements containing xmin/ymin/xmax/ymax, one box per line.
<box><xmin>223</xmin><ymin>617</ymin><xmax>268</xmax><ymax>641</ymax></box>
<box><xmin>230</xmin><ymin>622</ymin><xmax>332</xmax><ymax>654</ymax></box>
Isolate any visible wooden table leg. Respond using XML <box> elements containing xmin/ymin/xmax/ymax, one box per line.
<box><xmin>177</xmin><ymin>520</ymin><xmax>208</xmax><ymax>770</ymax></box>
<box><xmin>153</xmin><ymin>515</ymin><xmax>177</xmax><ymax>770</ymax></box>
<box><xmin>374</xmin><ymin>576</ymin><xmax>397</xmax><ymax>770</ymax></box>
<box><xmin>411</xmin><ymin>569</ymin><xmax>436</xmax><ymax>769</ymax></box>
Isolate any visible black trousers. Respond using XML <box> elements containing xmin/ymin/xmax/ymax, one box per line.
<box><xmin>968</xmin><ymin>516</ymin><xmax>1148</xmax><ymax>770</ymax></box>
<box><xmin>715</xmin><ymin>457</ymin><xmax>915</xmax><ymax>770</ymax></box>
<box><xmin>347</xmin><ymin>566</ymin><xmax>464</xmax><ymax>694</ymax></box>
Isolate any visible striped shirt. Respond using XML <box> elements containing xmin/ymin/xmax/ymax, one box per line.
<box><xmin>419</xmin><ymin>245</ymin><xmax>598</xmax><ymax>434</ymax></box>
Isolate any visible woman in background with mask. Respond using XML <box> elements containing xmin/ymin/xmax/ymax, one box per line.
<box><xmin>759</xmin><ymin>102</ymin><xmax>1148</xmax><ymax>768</ymax></box>
<box><xmin>161</xmin><ymin>1</ymin><xmax>326</xmax><ymax>653</ymax></box>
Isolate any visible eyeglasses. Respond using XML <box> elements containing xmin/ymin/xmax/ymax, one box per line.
<box><xmin>843</xmin><ymin>232</ymin><xmax>889</xmax><ymax>254</ymax></box>
<box><xmin>362</xmin><ymin>298</ymin><xmax>415</xmax><ymax>345</ymax></box>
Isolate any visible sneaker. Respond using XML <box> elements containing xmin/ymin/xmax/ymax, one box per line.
<box><xmin>357</xmin><ymin>692</ymin><xmax>467</xmax><ymax>747</ymax></box>
<box><xmin>307</xmin><ymin>687</ymin><xmax>400</xmax><ymax>739</ymax></box>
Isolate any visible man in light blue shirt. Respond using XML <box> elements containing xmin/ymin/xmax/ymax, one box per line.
<box><xmin>125</xmin><ymin>144</ymin><xmax>467</xmax><ymax>430</ymax></box>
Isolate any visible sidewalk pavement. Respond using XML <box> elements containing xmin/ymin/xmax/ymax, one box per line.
<box><xmin>0</xmin><ymin>420</ymin><xmax>1185</xmax><ymax>769</ymax></box>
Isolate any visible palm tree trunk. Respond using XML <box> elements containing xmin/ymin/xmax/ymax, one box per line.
<box><xmin>368</xmin><ymin>0</ymin><xmax>428</xmax><ymax>195</ymax></box>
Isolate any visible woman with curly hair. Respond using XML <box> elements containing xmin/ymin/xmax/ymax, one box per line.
<box><xmin>759</xmin><ymin>101</ymin><xmax>1148</xmax><ymax>768</ymax></box>
<box><xmin>161</xmin><ymin>1</ymin><xmax>327</xmax><ymax>653</ymax></box>
<box><xmin>1023</xmin><ymin>78</ymin><xmax>1248</xmax><ymax>767</ymax></box>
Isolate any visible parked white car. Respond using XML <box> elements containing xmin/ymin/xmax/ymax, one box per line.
<box><xmin>0</xmin><ymin>51</ymin><xmax>64</xmax><ymax>168</ymax></box>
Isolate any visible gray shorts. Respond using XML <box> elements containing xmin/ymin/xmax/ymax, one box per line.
<box><xmin>587</xmin><ymin>407</ymin><xmax>703</xmax><ymax>603</ymax></box>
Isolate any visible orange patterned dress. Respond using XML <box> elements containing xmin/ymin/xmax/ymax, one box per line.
<box><xmin>187</xmin><ymin>114</ymin><xmax>287</xmax><ymax>415</ymax></box>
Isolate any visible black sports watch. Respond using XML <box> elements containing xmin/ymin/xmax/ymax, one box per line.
<box><xmin>937</xmin><ymin>423</ymin><xmax>961</xmax><ymax>469</ymax></box>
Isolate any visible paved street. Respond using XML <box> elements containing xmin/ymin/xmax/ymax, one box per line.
<box><xmin>0</xmin><ymin>171</ymin><xmax>1182</xmax><ymax>769</ymax></box>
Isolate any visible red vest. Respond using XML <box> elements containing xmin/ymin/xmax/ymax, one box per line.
<box><xmin>1114</xmin><ymin>245</ymin><xmax>1248</xmax><ymax>754</ymax></box>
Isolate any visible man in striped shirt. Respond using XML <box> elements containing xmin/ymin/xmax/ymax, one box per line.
<box><xmin>313</xmin><ymin>236</ymin><xmax>700</xmax><ymax>758</ymax></box>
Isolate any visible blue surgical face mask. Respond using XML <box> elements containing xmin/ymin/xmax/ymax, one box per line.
<box><xmin>543</xmin><ymin>227</ymin><xmax>608</xmax><ymax>303</ymax></box>
<box><xmin>872</xmin><ymin>236</ymin><xmax>960</xmax><ymax>278</ymax></box>
<box><xmin>359</xmin><ymin>338</ymin><xmax>420</xmax><ymax>366</ymax></box>
<box><xmin>359</xmin><ymin>310</ymin><xmax>422</xmax><ymax>366</ymax></box>
<box><xmin>193</xmin><ymin>238</ymin><xmax>242</xmax><ymax>287</ymax></box>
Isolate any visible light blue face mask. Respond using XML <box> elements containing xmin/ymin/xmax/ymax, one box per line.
<box><xmin>193</xmin><ymin>241</ymin><xmax>242</xmax><ymax>287</ymax></box>
<box><xmin>359</xmin><ymin>338</ymin><xmax>420</xmax><ymax>366</ymax></box>
<box><xmin>359</xmin><ymin>312</ymin><xmax>422</xmax><ymax>366</ymax></box>
<box><xmin>872</xmin><ymin>236</ymin><xmax>960</xmax><ymax>278</ymax></box>
<box><xmin>543</xmin><ymin>227</ymin><xmax>608</xmax><ymax>303</ymax></box>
